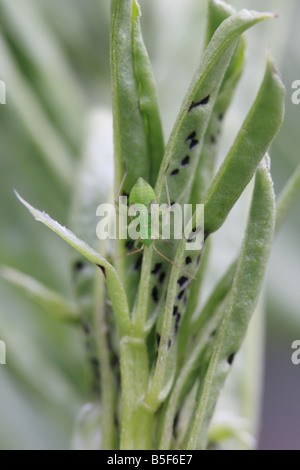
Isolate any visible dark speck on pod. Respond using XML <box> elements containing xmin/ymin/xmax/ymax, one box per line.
<box><xmin>181</xmin><ymin>156</ymin><xmax>190</xmax><ymax>167</ymax></box>
<box><xmin>227</xmin><ymin>353</ymin><xmax>236</xmax><ymax>365</ymax></box>
<box><xmin>170</xmin><ymin>169</ymin><xmax>180</xmax><ymax>176</ymax></box>
<box><xmin>173</xmin><ymin>412</ymin><xmax>179</xmax><ymax>439</ymax></box>
<box><xmin>152</xmin><ymin>263</ymin><xmax>162</xmax><ymax>275</ymax></box>
<box><xmin>125</xmin><ymin>240</ymin><xmax>134</xmax><ymax>251</ymax></box>
<box><xmin>152</xmin><ymin>286</ymin><xmax>159</xmax><ymax>303</ymax></box>
<box><xmin>178</xmin><ymin>276</ymin><xmax>188</xmax><ymax>288</ymax></box>
<box><xmin>97</xmin><ymin>265</ymin><xmax>106</xmax><ymax>278</ymax></box>
<box><xmin>174</xmin><ymin>313</ymin><xmax>181</xmax><ymax>336</ymax></box>
<box><xmin>186</xmin><ymin>131</ymin><xmax>196</xmax><ymax>141</ymax></box>
<box><xmin>178</xmin><ymin>290</ymin><xmax>185</xmax><ymax>301</ymax></box>
<box><xmin>134</xmin><ymin>255</ymin><xmax>143</xmax><ymax>271</ymax></box>
<box><xmin>188</xmin><ymin>95</ymin><xmax>210</xmax><ymax>111</ymax></box>
<box><xmin>189</xmin><ymin>139</ymin><xmax>199</xmax><ymax>150</ymax></box>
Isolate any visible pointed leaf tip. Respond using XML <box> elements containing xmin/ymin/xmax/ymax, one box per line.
<box><xmin>15</xmin><ymin>191</ymin><xmax>131</xmax><ymax>336</ymax></box>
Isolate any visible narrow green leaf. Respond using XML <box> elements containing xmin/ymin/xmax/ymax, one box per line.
<box><xmin>186</xmin><ymin>1</ymin><xmax>244</xmax><ymax>341</ymax></box>
<box><xmin>208</xmin><ymin>299</ymin><xmax>265</xmax><ymax>450</ymax></box>
<box><xmin>145</xmin><ymin>239</ymin><xmax>188</xmax><ymax>411</ymax></box>
<box><xmin>177</xmin><ymin>238</ymin><xmax>212</xmax><ymax>362</ymax></box>
<box><xmin>185</xmin><ymin>1</ymin><xmax>246</xmax><ymax>361</ymax></box>
<box><xmin>110</xmin><ymin>0</ymin><xmax>164</xmax><ymax>310</ymax></box>
<box><xmin>132</xmin><ymin>0</ymin><xmax>164</xmax><ymax>185</ymax></box>
<box><xmin>145</xmin><ymin>208</ymin><xmax>204</xmax><ymax>411</ymax></box>
<box><xmin>15</xmin><ymin>192</ymin><xmax>131</xmax><ymax>338</ymax></box>
<box><xmin>191</xmin><ymin>39</ymin><xmax>246</xmax><ymax>203</ymax></box>
<box><xmin>191</xmin><ymin>260</ymin><xmax>237</xmax><ymax>334</ymax></box>
<box><xmin>205</xmin><ymin>0</ymin><xmax>235</xmax><ymax>47</ymax></box>
<box><xmin>146</xmin><ymin>8</ymin><xmax>273</xmax><ymax>338</ymax></box>
<box><xmin>158</xmin><ymin>260</ymin><xmax>236</xmax><ymax>450</ymax></box>
<box><xmin>110</xmin><ymin>0</ymin><xmax>163</xmax><ymax>193</ymax></box>
<box><xmin>0</xmin><ymin>265</ymin><xmax>79</xmax><ymax>322</ymax></box>
<box><xmin>155</xmin><ymin>9</ymin><xmax>274</xmax><ymax>207</ymax></box>
<box><xmin>204</xmin><ymin>57</ymin><xmax>285</xmax><ymax>236</ymax></box>
<box><xmin>185</xmin><ymin>156</ymin><xmax>276</xmax><ymax>449</ymax></box>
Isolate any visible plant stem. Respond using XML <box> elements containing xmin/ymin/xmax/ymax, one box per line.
<box><xmin>120</xmin><ymin>336</ymin><xmax>153</xmax><ymax>449</ymax></box>
<box><xmin>119</xmin><ymin>246</ymin><xmax>156</xmax><ymax>449</ymax></box>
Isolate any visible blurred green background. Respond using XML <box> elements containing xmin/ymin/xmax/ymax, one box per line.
<box><xmin>0</xmin><ymin>0</ymin><xmax>299</xmax><ymax>450</ymax></box>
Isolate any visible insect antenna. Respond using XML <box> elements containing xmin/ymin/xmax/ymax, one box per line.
<box><xmin>114</xmin><ymin>168</ymin><xmax>128</xmax><ymax>204</ymax></box>
<box><xmin>115</xmin><ymin>245</ymin><xmax>144</xmax><ymax>259</ymax></box>
<box><xmin>163</xmin><ymin>167</ymin><xmax>172</xmax><ymax>208</ymax></box>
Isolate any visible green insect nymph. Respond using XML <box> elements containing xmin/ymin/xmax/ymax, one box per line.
<box><xmin>117</xmin><ymin>174</ymin><xmax>195</xmax><ymax>280</ymax></box>
<box><xmin>129</xmin><ymin>177</ymin><xmax>157</xmax><ymax>246</ymax></box>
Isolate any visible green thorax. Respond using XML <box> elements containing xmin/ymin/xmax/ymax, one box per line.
<box><xmin>129</xmin><ymin>178</ymin><xmax>157</xmax><ymax>246</ymax></box>
<box><xmin>129</xmin><ymin>177</ymin><xmax>157</xmax><ymax>208</ymax></box>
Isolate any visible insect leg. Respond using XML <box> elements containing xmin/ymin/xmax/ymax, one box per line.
<box><xmin>114</xmin><ymin>168</ymin><xmax>128</xmax><ymax>204</ymax></box>
<box><xmin>152</xmin><ymin>244</ymin><xmax>196</xmax><ymax>280</ymax></box>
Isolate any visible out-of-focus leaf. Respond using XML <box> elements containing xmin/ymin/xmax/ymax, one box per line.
<box><xmin>72</xmin><ymin>403</ymin><xmax>101</xmax><ymax>450</ymax></box>
<box><xmin>0</xmin><ymin>0</ymin><xmax>86</xmax><ymax>150</ymax></box>
<box><xmin>185</xmin><ymin>156</ymin><xmax>276</xmax><ymax>449</ymax></box>
<box><xmin>203</xmin><ymin>58</ymin><xmax>285</xmax><ymax>236</ymax></box>
<box><xmin>0</xmin><ymin>35</ymin><xmax>74</xmax><ymax>189</ymax></box>
<box><xmin>155</xmin><ymin>9</ymin><xmax>274</xmax><ymax>207</ymax></box>
<box><xmin>0</xmin><ymin>265</ymin><xmax>79</xmax><ymax>321</ymax></box>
